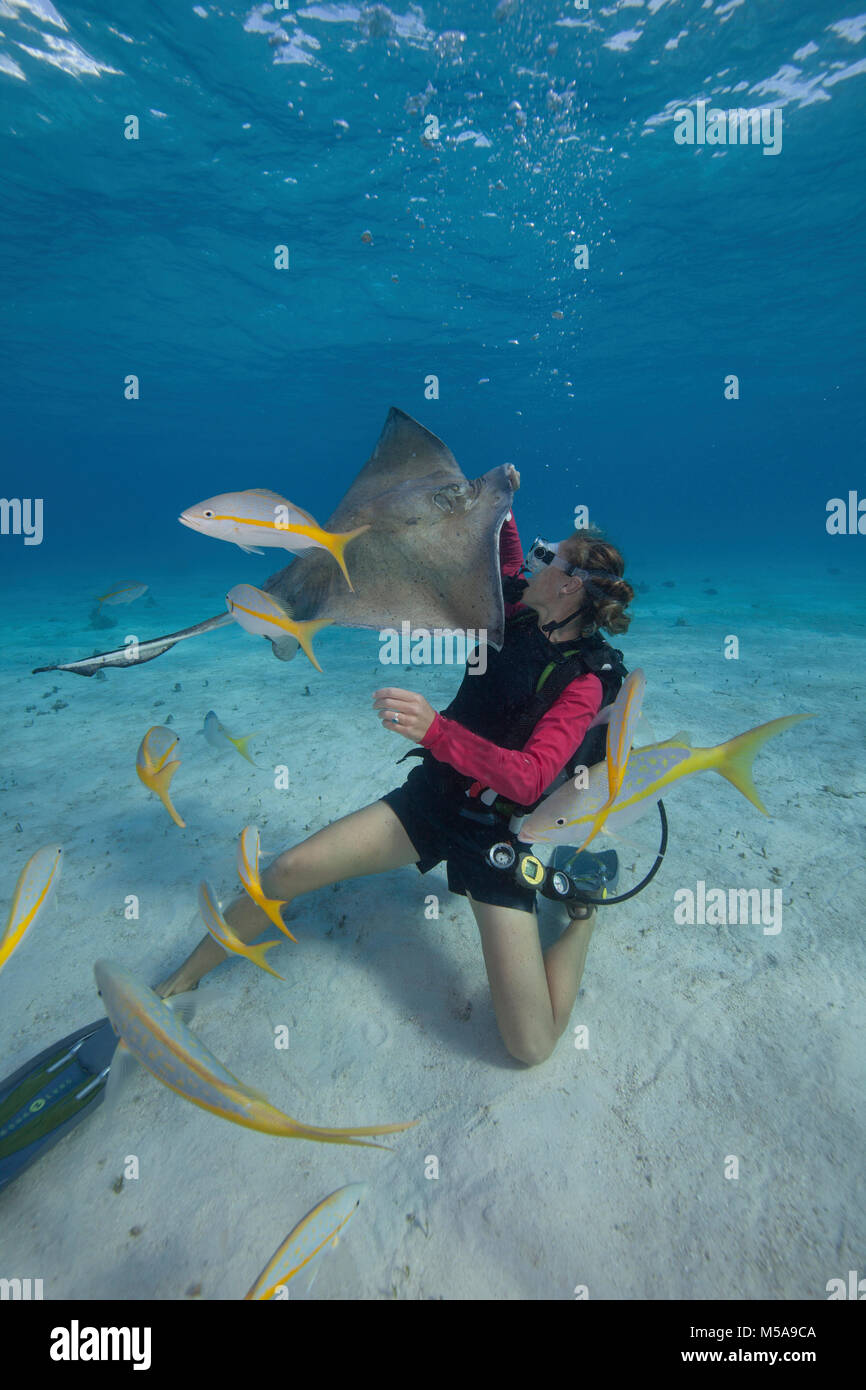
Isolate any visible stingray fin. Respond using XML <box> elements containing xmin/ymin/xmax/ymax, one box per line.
<box><xmin>338</xmin><ymin>407</ymin><xmax>464</xmax><ymax>502</ymax></box>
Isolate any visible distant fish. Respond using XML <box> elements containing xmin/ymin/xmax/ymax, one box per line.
<box><xmin>93</xmin><ymin>960</ymin><xmax>415</xmax><ymax>1147</ymax></box>
<box><xmin>0</xmin><ymin>845</ymin><xmax>63</xmax><ymax>976</ymax></box>
<box><xmin>237</xmin><ymin>826</ymin><xmax>295</xmax><ymax>942</ymax></box>
<box><xmin>96</xmin><ymin>583</ymin><xmax>148</xmax><ymax>606</ymax></box>
<box><xmin>198</xmin><ymin>880</ymin><xmax>284</xmax><ymax>980</ymax></box>
<box><xmin>519</xmin><ymin>714</ymin><xmax>814</xmax><ymax>846</ymax></box>
<box><xmin>178</xmin><ymin>489</ymin><xmax>370</xmax><ymax>589</ymax></box>
<box><xmin>136</xmin><ymin>726</ymin><xmax>185</xmax><ymax>827</ymax></box>
<box><xmin>226</xmin><ymin>583</ymin><xmax>333</xmax><ymax>673</ymax></box>
<box><xmin>244</xmin><ymin>1184</ymin><xmax>367</xmax><ymax>1300</ymax></box>
<box><xmin>201</xmin><ymin>710</ymin><xmax>258</xmax><ymax>766</ymax></box>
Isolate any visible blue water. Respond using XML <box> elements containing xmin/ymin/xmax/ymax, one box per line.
<box><xmin>2</xmin><ymin>0</ymin><xmax>864</xmax><ymax>582</ymax></box>
<box><xmin>1</xmin><ymin>2</ymin><xmax>864</xmax><ymax>1304</ymax></box>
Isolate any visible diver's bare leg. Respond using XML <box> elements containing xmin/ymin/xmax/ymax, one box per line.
<box><xmin>468</xmin><ymin>893</ymin><xmax>596</xmax><ymax>1066</ymax></box>
<box><xmin>156</xmin><ymin>800</ymin><xmax>419</xmax><ymax>995</ymax></box>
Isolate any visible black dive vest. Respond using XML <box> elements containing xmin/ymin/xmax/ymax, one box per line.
<box><xmin>404</xmin><ymin>611</ymin><xmax>628</xmax><ymax>815</ymax></box>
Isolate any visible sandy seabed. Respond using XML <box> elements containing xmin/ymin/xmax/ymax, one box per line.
<box><xmin>1</xmin><ymin>563</ymin><xmax>863</xmax><ymax>1300</ymax></box>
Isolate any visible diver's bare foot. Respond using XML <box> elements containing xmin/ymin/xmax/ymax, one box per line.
<box><xmin>155</xmin><ymin>971</ymin><xmax>200</xmax><ymax>999</ymax></box>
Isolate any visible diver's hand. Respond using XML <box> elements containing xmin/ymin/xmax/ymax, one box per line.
<box><xmin>372</xmin><ymin>688</ymin><xmax>436</xmax><ymax>742</ymax></box>
<box><xmin>505</xmin><ymin>464</ymin><xmax>520</xmax><ymax>492</ymax></box>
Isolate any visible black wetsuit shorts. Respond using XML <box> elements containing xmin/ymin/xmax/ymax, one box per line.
<box><xmin>381</xmin><ymin>763</ymin><xmax>536</xmax><ymax>913</ymax></box>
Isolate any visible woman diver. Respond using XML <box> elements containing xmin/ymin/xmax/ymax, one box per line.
<box><xmin>157</xmin><ymin>467</ymin><xmax>635</xmax><ymax>1066</ymax></box>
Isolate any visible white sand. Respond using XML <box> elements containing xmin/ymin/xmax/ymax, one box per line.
<box><xmin>1</xmin><ymin>567</ymin><xmax>864</xmax><ymax>1299</ymax></box>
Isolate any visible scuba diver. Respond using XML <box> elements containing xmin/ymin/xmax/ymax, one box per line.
<box><xmin>155</xmin><ymin>466</ymin><xmax>636</xmax><ymax>1066</ymax></box>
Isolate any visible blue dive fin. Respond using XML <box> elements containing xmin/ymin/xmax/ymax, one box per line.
<box><xmin>0</xmin><ymin>1018</ymin><xmax>118</xmax><ymax>1195</ymax></box>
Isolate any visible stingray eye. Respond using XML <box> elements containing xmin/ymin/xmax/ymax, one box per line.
<box><xmin>556</xmin><ymin>818</ymin><xmax>566</xmax><ymax>827</ymax></box>
<box><xmin>203</xmin><ymin>509</ymin><xmax>214</xmax><ymax>518</ymax></box>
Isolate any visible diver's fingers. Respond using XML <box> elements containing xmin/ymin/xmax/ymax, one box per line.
<box><xmin>372</xmin><ymin>700</ymin><xmax>419</xmax><ymax>721</ymax></box>
<box><xmin>372</xmin><ymin>693</ymin><xmax>427</xmax><ymax>718</ymax></box>
<box><xmin>376</xmin><ymin>706</ymin><xmax>435</xmax><ymax>743</ymax></box>
<box><xmin>376</xmin><ymin>706</ymin><xmax>416</xmax><ymax>730</ymax></box>
<box><xmin>371</xmin><ymin>690</ymin><xmax>431</xmax><ymax>718</ymax></box>
<box><xmin>372</xmin><ymin>687</ymin><xmax>417</xmax><ymax>704</ymax></box>
<box><xmin>374</xmin><ymin>701</ymin><xmax>426</xmax><ymax>738</ymax></box>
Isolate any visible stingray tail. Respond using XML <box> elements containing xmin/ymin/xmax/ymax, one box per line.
<box><xmin>326</xmin><ymin>524</ymin><xmax>371</xmax><ymax>591</ymax></box>
<box><xmin>245</xmin><ymin>939</ymin><xmax>285</xmax><ymax>980</ymax></box>
<box><xmin>710</xmin><ymin>713</ymin><xmax>814</xmax><ymax>814</ymax></box>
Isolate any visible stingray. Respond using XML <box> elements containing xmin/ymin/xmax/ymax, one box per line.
<box><xmin>33</xmin><ymin>408</ymin><xmax>514</xmax><ymax>678</ymax></box>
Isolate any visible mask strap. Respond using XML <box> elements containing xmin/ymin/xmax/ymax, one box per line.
<box><xmin>541</xmin><ymin>609</ymin><xmax>585</xmax><ymax>637</ymax></box>
<box><xmin>541</xmin><ymin>567</ymin><xmax>620</xmax><ymax>636</ymax></box>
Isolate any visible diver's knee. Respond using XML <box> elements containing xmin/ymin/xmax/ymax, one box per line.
<box><xmin>262</xmin><ymin>845</ymin><xmax>306</xmax><ymax>896</ymax></box>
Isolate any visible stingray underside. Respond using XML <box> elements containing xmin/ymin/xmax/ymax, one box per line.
<box><xmin>263</xmin><ymin>407</ymin><xmax>513</xmax><ymax>647</ymax></box>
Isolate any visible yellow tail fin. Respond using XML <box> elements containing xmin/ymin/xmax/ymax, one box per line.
<box><xmin>327</xmin><ymin>525</ymin><xmax>371</xmax><ymax>591</ymax></box>
<box><xmin>246</xmin><ymin>939</ymin><xmax>285</xmax><ymax>981</ymax></box>
<box><xmin>293</xmin><ymin>618</ymin><xmax>334</xmax><ymax>672</ymax></box>
<box><xmin>246</xmin><ymin>887</ymin><xmax>296</xmax><ymax>941</ymax></box>
<box><xmin>228</xmin><ymin>732</ymin><xmax>258</xmax><ymax>765</ymax></box>
<box><xmin>713</xmin><ymin>714</ymin><xmax>814</xmax><ymax>814</ymax></box>
<box><xmin>138</xmin><ymin>760</ymin><xmax>186</xmax><ymax>827</ymax></box>
<box><xmin>283</xmin><ymin>1115</ymin><xmax>419</xmax><ymax>1149</ymax></box>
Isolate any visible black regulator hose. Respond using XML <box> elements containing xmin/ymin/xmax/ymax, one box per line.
<box><xmin>590</xmin><ymin>800</ymin><xmax>668</xmax><ymax>907</ymax></box>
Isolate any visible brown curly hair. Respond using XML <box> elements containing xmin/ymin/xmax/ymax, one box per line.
<box><xmin>556</xmin><ymin>529</ymin><xmax>634</xmax><ymax>635</ymax></box>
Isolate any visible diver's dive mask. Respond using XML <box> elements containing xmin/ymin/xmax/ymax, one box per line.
<box><xmin>524</xmin><ymin>537</ymin><xmax>577</xmax><ymax>576</ymax></box>
<box><xmin>524</xmin><ymin>537</ymin><xmax>622</xmax><ymax>591</ymax></box>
